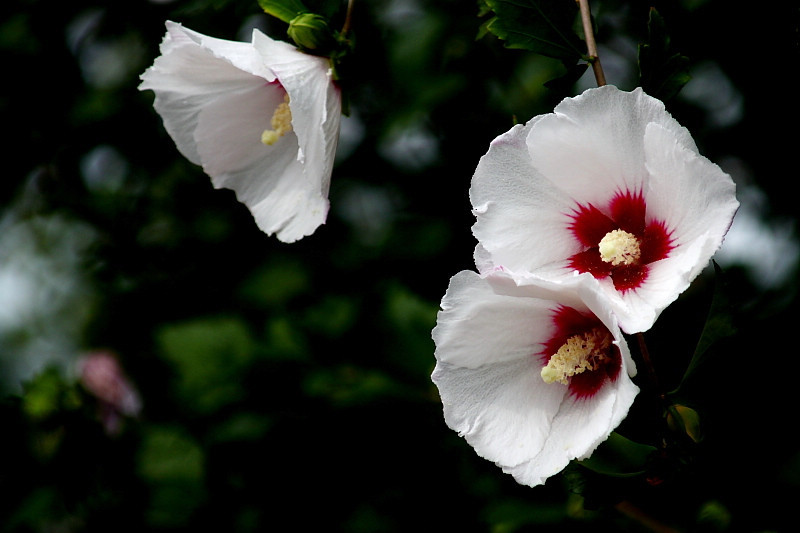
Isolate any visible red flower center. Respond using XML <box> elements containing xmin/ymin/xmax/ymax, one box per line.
<box><xmin>539</xmin><ymin>306</ymin><xmax>622</xmax><ymax>398</ymax></box>
<box><xmin>567</xmin><ymin>190</ymin><xmax>673</xmax><ymax>292</ymax></box>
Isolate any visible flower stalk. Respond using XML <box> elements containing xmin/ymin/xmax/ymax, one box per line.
<box><xmin>635</xmin><ymin>332</ymin><xmax>666</xmax><ymax>406</ymax></box>
<box><xmin>578</xmin><ymin>0</ymin><xmax>606</xmax><ymax>87</ymax></box>
<box><xmin>340</xmin><ymin>0</ymin><xmax>355</xmax><ymax>38</ymax></box>
<box><xmin>634</xmin><ymin>328</ymin><xmax>670</xmax><ymax>453</ymax></box>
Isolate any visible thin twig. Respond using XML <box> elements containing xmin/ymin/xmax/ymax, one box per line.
<box><xmin>615</xmin><ymin>500</ymin><xmax>681</xmax><ymax>533</ymax></box>
<box><xmin>636</xmin><ymin>331</ymin><xmax>672</xmax><ymax>454</ymax></box>
<box><xmin>340</xmin><ymin>0</ymin><xmax>355</xmax><ymax>37</ymax></box>
<box><xmin>578</xmin><ymin>0</ymin><xmax>606</xmax><ymax>86</ymax></box>
<box><xmin>636</xmin><ymin>332</ymin><xmax>664</xmax><ymax>402</ymax></box>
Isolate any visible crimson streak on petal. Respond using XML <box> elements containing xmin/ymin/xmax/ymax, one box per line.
<box><xmin>567</xmin><ymin>190</ymin><xmax>673</xmax><ymax>292</ymax></box>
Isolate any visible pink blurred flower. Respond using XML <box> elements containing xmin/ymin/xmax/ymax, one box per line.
<box><xmin>79</xmin><ymin>351</ymin><xmax>141</xmax><ymax>434</ymax></box>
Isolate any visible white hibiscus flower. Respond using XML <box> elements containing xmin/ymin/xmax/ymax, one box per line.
<box><xmin>432</xmin><ymin>269</ymin><xmax>639</xmax><ymax>487</ymax></box>
<box><xmin>139</xmin><ymin>21</ymin><xmax>341</xmax><ymax>242</ymax></box>
<box><xmin>470</xmin><ymin>85</ymin><xmax>739</xmax><ymax>333</ymax></box>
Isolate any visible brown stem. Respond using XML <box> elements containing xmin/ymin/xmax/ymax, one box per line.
<box><xmin>615</xmin><ymin>500</ymin><xmax>681</xmax><ymax>533</ymax></box>
<box><xmin>635</xmin><ymin>331</ymin><xmax>672</xmax><ymax>454</ymax></box>
<box><xmin>578</xmin><ymin>0</ymin><xmax>607</xmax><ymax>87</ymax></box>
<box><xmin>340</xmin><ymin>0</ymin><xmax>355</xmax><ymax>37</ymax></box>
<box><xmin>636</xmin><ymin>332</ymin><xmax>663</xmax><ymax>402</ymax></box>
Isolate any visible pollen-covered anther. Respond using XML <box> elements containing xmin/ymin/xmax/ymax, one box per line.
<box><xmin>261</xmin><ymin>93</ymin><xmax>292</xmax><ymax>146</ymax></box>
<box><xmin>598</xmin><ymin>229</ymin><xmax>641</xmax><ymax>266</ymax></box>
<box><xmin>541</xmin><ymin>327</ymin><xmax>612</xmax><ymax>385</ymax></box>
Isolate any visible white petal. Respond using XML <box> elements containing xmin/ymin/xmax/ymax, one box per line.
<box><xmin>524</xmin><ymin>86</ymin><xmax>696</xmax><ymax>204</ymax></box>
<box><xmin>162</xmin><ymin>21</ymin><xmax>276</xmax><ymax>81</ymax></box>
<box><xmin>193</xmin><ymin>84</ymin><xmax>326</xmax><ymax>242</ymax></box>
<box><xmin>432</xmin><ymin>270</ymin><xmax>566</xmax><ymax>468</ymax></box>
<box><xmin>248</xmin><ymin>162</ymin><xmax>328</xmax><ymax>242</ymax></box>
<box><xmin>252</xmin><ymin>30</ymin><xmax>342</xmax><ymax>202</ymax></box>
<box><xmin>139</xmin><ymin>24</ymin><xmax>268</xmax><ymax>165</ymax></box>
<box><xmin>148</xmin><ymin>21</ymin><xmax>273</xmax><ymax>81</ymax></box>
<box><xmin>608</xmin><ymin>285</ymin><xmax>660</xmax><ymax>335</ymax></box>
<box><xmin>433</xmin><ymin>358</ymin><xmax>566</xmax><ymax>469</ymax></box>
<box><xmin>473</xmin><ymin>243</ymin><xmax>495</xmax><ymax>275</ymax></box>
<box><xmin>644</xmin><ymin>122</ymin><xmax>739</xmax><ymax>278</ymax></box>
<box><xmin>194</xmin><ymin>82</ymin><xmax>287</xmax><ymax>177</ymax></box>
<box><xmin>470</xmin><ymin>121</ymin><xmax>578</xmax><ymax>274</ymax></box>
<box><xmin>432</xmin><ymin>271</ymin><xmax>555</xmax><ymax>369</ymax></box>
<box><xmin>504</xmin><ymin>380</ymin><xmax>617</xmax><ymax>486</ymax></box>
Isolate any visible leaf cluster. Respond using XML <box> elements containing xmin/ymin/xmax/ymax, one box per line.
<box><xmin>638</xmin><ymin>7</ymin><xmax>691</xmax><ymax>102</ymax></box>
<box><xmin>479</xmin><ymin>0</ymin><xmax>691</xmax><ymax>100</ymax></box>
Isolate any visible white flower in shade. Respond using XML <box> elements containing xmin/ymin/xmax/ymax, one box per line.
<box><xmin>470</xmin><ymin>85</ymin><xmax>739</xmax><ymax>333</ymax></box>
<box><xmin>139</xmin><ymin>21</ymin><xmax>341</xmax><ymax>243</ymax></box>
<box><xmin>432</xmin><ymin>269</ymin><xmax>638</xmax><ymax>487</ymax></box>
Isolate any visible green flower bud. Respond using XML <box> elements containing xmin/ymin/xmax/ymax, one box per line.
<box><xmin>287</xmin><ymin>13</ymin><xmax>333</xmax><ymax>51</ymax></box>
<box><xmin>666</xmin><ymin>403</ymin><xmax>703</xmax><ymax>443</ymax></box>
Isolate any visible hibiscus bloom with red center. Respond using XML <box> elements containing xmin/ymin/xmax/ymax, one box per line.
<box><xmin>432</xmin><ymin>269</ymin><xmax>638</xmax><ymax>488</ymax></box>
<box><xmin>471</xmin><ymin>86</ymin><xmax>739</xmax><ymax>333</ymax></box>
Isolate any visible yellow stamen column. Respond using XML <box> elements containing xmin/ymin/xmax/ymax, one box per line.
<box><xmin>598</xmin><ymin>229</ymin><xmax>641</xmax><ymax>266</ymax></box>
<box><xmin>541</xmin><ymin>328</ymin><xmax>612</xmax><ymax>385</ymax></box>
<box><xmin>261</xmin><ymin>94</ymin><xmax>293</xmax><ymax>146</ymax></box>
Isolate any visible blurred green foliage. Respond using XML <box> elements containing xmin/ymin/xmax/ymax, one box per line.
<box><xmin>1</xmin><ymin>0</ymin><xmax>799</xmax><ymax>531</ymax></box>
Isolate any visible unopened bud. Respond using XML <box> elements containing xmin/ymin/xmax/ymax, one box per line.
<box><xmin>666</xmin><ymin>403</ymin><xmax>703</xmax><ymax>443</ymax></box>
<box><xmin>287</xmin><ymin>13</ymin><xmax>334</xmax><ymax>51</ymax></box>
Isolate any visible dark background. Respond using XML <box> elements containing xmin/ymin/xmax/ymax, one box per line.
<box><xmin>2</xmin><ymin>0</ymin><xmax>798</xmax><ymax>531</ymax></box>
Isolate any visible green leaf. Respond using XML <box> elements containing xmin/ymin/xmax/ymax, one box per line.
<box><xmin>257</xmin><ymin>0</ymin><xmax>310</xmax><ymax>23</ymax></box>
<box><xmin>482</xmin><ymin>0</ymin><xmax>585</xmax><ymax>63</ymax></box>
<box><xmin>638</xmin><ymin>7</ymin><xmax>691</xmax><ymax>101</ymax></box>
<box><xmin>543</xmin><ymin>61</ymin><xmax>589</xmax><ymax>94</ymax></box>
<box><xmin>578</xmin><ymin>432</ymin><xmax>656</xmax><ymax>477</ymax></box>
<box><xmin>673</xmin><ymin>262</ymin><xmax>736</xmax><ymax>394</ymax></box>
